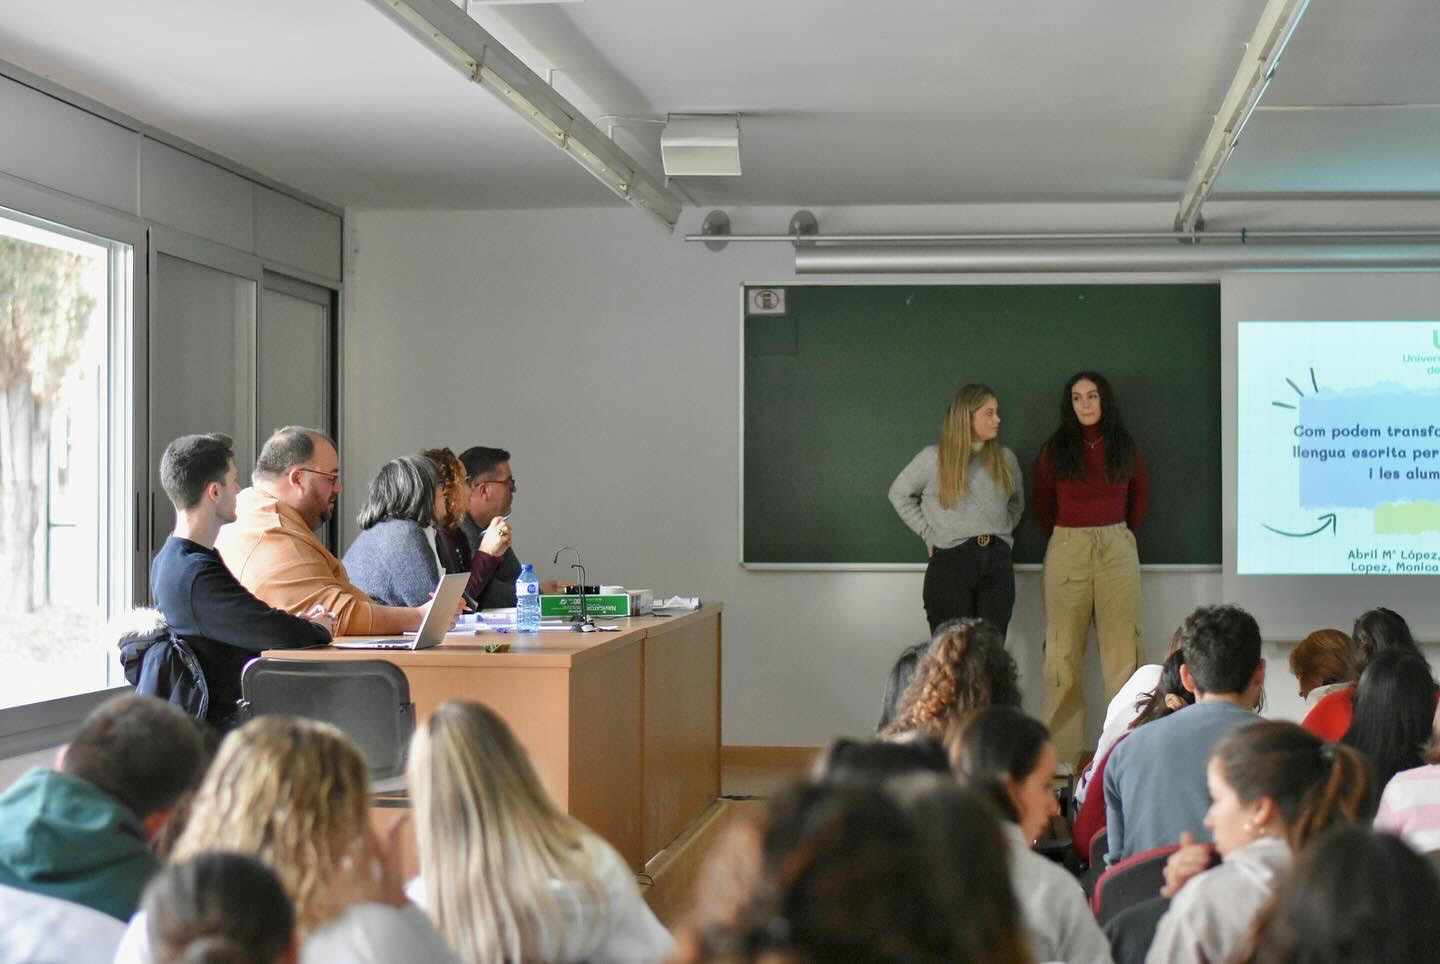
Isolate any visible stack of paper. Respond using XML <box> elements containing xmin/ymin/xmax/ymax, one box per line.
<box><xmin>652</xmin><ymin>595</ymin><xmax>701</xmax><ymax>613</ymax></box>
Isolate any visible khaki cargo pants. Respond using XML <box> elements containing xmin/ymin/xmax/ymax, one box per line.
<box><xmin>1042</xmin><ymin>523</ymin><xmax>1144</xmax><ymax>764</ymax></box>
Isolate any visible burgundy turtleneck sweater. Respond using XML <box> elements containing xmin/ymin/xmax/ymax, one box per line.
<box><xmin>1033</xmin><ymin>424</ymin><xmax>1149</xmax><ymax>535</ymax></box>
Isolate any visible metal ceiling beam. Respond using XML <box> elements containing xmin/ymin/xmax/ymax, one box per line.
<box><xmin>366</xmin><ymin>0</ymin><xmax>684</xmax><ymax>229</ymax></box>
<box><xmin>1174</xmin><ymin>0</ymin><xmax>1311</xmax><ymax>234</ymax></box>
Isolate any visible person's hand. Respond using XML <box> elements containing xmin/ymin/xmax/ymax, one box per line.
<box><xmin>927</xmin><ymin>545</ymin><xmax>935</xmax><ymax>558</ymax></box>
<box><xmin>304</xmin><ymin>604</ymin><xmax>337</xmax><ymax>637</ymax></box>
<box><xmin>332</xmin><ymin>817</ymin><xmax>408</xmax><ymax>909</ymax></box>
<box><xmin>479</xmin><ymin>516</ymin><xmax>512</xmax><ymax>557</ymax></box>
<box><xmin>541</xmin><ymin>580</ymin><xmax>571</xmax><ymax>594</ymax></box>
<box><xmin>1160</xmin><ymin>832</ymin><xmax>1212</xmax><ymax>898</ymax></box>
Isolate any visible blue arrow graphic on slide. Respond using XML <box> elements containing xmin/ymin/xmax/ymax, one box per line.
<box><xmin>1262</xmin><ymin>513</ymin><xmax>1337</xmax><ymax>538</ymax></box>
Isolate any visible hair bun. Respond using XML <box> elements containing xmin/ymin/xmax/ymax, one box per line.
<box><xmin>1319</xmin><ymin>741</ymin><xmax>1337</xmax><ymax>764</ymax></box>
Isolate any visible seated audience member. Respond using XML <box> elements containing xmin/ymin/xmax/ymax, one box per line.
<box><xmin>673</xmin><ymin>780</ymin><xmax>1031</xmax><ymax>964</ymax></box>
<box><xmin>1237</xmin><ymin>826</ymin><xmax>1440</xmax><ymax>964</ymax></box>
<box><xmin>113</xmin><ymin>716</ymin><xmax>458</xmax><ymax>964</ymax></box>
<box><xmin>951</xmin><ymin>706</ymin><xmax>1113</xmax><ymax>964</ymax></box>
<box><xmin>0</xmin><ymin>883</ymin><xmax>126</xmax><ymax>964</ymax></box>
<box><xmin>1104</xmin><ymin>604</ymin><xmax>1266</xmax><ymax>864</ymax></box>
<box><xmin>1303</xmin><ymin>606</ymin><xmax>1416</xmax><ymax>740</ymax></box>
<box><xmin>342</xmin><ymin>455</ymin><xmax>447</xmax><ymax>607</ymax></box>
<box><xmin>216</xmin><ymin>426</ymin><xmax>429</xmax><ymax>635</ymax></box>
<box><xmin>406</xmin><ymin>700</ymin><xmax>670</xmax><ymax>963</ymax></box>
<box><xmin>1288</xmin><ymin>628</ymin><xmax>1353</xmax><ymax>707</ymax></box>
<box><xmin>1074</xmin><ymin>628</ymin><xmax>1181</xmax><ymax>806</ymax></box>
<box><xmin>1374</xmin><ymin>702</ymin><xmax>1440</xmax><ymax>853</ymax></box>
<box><xmin>0</xmin><ymin>696</ymin><xmax>205</xmax><ymax>921</ymax></box>
<box><xmin>1071</xmin><ymin>649</ymin><xmax>1195</xmax><ymax>863</ymax></box>
<box><xmin>1146</xmin><ymin>722</ymin><xmax>1372</xmax><ymax>964</ymax></box>
<box><xmin>812</xmin><ymin>735</ymin><xmax>950</xmax><ymax>787</ymax></box>
<box><xmin>151</xmin><ymin>433</ymin><xmax>333</xmax><ymax>728</ymax></box>
<box><xmin>1342</xmin><ymin>647</ymin><xmax>1438</xmax><ymax>788</ymax></box>
<box><xmin>142</xmin><ymin>852</ymin><xmax>296</xmax><ymax>964</ymax></box>
<box><xmin>420</xmin><ymin>447</ymin><xmax>509</xmax><ymax>607</ymax></box>
<box><xmin>881</xmin><ymin>618</ymin><xmax>1022</xmax><ymax>739</ymax></box>
<box><xmin>876</xmin><ymin>640</ymin><xmax>929</xmax><ymax>733</ymax></box>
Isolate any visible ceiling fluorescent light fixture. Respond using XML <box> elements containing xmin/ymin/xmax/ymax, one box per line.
<box><xmin>370</xmin><ymin>0</ymin><xmax>683</xmax><ymax>229</ymax></box>
<box><xmin>661</xmin><ymin>114</ymin><xmax>742</xmax><ymax>176</ymax></box>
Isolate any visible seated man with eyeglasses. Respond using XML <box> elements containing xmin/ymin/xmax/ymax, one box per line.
<box><xmin>458</xmin><ymin>445</ymin><xmax>565</xmax><ymax>610</ymax></box>
<box><xmin>217</xmin><ymin>425</ymin><xmax>432</xmax><ymax>635</ymax></box>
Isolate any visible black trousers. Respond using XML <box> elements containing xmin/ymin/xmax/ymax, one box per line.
<box><xmin>922</xmin><ymin>538</ymin><xmax>1016</xmax><ymax>634</ymax></box>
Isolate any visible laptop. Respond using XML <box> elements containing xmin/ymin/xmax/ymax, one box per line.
<box><xmin>333</xmin><ymin>573</ymin><xmax>469</xmax><ymax>651</ymax></box>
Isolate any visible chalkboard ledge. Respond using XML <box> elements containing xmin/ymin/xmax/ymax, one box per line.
<box><xmin>740</xmin><ymin>563</ymin><xmax>1223</xmax><ymax>573</ymax></box>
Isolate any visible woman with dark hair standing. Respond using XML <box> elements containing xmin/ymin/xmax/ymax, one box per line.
<box><xmin>950</xmin><ymin>706</ymin><xmax>1112</xmax><ymax>964</ymax></box>
<box><xmin>1341</xmin><ymin>647</ymin><xmax>1438</xmax><ymax>788</ymax></box>
<box><xmin>1146</xmin><ymin>721</ymin><xmax>1373</xmax><ymax>964</ymax></box>
<box><xmin>889</xmin><ymin>384</ymin><xmax>1024</xmax><ymax>634</ymax></box>
<box><xmin>1303</xmin><ymin>607</ymin><xmax>1416</xmax><ymax>740</ymax></box>
<box><xmin>1034</xmin><ymin>371</ymin><xmax>1149</xmax><ymax>763</ymax></box>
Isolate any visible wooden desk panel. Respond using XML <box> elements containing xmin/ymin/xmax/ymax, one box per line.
<box><xmin>266</xmin><ymin>605</ymin><xmax>721</xmax><ymax>871</ymax></box>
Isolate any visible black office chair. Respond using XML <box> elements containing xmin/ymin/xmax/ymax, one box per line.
<box><xmin>237</xmin><ymin>658</ymin><xmax>416</xmax><ymax>789</ymax></box>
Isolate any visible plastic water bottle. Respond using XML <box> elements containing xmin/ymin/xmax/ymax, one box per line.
<box><xmin>515</xmin><ymin>563</ymin><xmax>541</xmax><ymax>633</ymax></box>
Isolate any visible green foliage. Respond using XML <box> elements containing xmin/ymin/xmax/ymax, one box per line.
<box><xmin>0</xmin><ymin>236</ymin><xmax>96</xmax><ymax>402</ymax></box>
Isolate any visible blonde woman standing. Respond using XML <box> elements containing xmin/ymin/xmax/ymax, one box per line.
<box><xmin>407</xmin><ymin>700</ymin><xmax>672</xmax><ymax>964</ymax></box>
<box><xmin>889</xmin><ymin>384</ymin><xmax>1024</xmax><ymax>633</ymax></box>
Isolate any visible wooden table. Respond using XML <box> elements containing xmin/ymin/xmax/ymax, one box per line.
<box><xmin>264</xmin><ymin>605</ymin><xmax>722</xmax><ymax>870</ymax></box>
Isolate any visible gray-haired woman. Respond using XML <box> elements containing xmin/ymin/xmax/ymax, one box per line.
<box><xmin>342</xmin><ymin>455</ymin><xmax>446</xmax><ymax>608</ymax></box>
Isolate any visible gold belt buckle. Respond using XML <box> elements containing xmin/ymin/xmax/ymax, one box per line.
<box><xmin>977</xmin><ymin>534</ymin><xmax>991</xmax><ymax>547</ymax></box>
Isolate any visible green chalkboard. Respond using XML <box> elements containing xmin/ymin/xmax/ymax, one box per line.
<box><xmin>742</xmin><ymin>284</ymin><xmax>1221</xmax><ymax>565</ymax></box>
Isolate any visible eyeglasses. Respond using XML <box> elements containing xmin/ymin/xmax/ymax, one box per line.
<box><xmin>471</xmin><ymin>475</ymin><xmax>516</xmax><ymax>492</ymax></box>
<box><xmin>298</xmin><ymin>467</ymin><xmax>340</xmax><ymax>485</ymax></box>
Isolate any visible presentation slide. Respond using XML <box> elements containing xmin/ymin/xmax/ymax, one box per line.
<box><xmin>1237</xmin><ymin>321</ymin><xmax>1440</xmax><ymax>575</ymax></box>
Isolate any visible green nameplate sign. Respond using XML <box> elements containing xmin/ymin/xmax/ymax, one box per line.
<box><xmin>539</xmin><ymin>594</ymin><xmax>632</xmax><ymax>617</ymax></box>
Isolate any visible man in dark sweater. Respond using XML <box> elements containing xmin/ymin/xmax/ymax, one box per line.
<box><xmin>150</xmin><ymin>433</ymin><xmax>334</xmax><ymax>728</ymax></box>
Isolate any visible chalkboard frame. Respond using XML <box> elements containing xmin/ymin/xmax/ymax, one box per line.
<box><xmin>739</xmin><ymin>282</ymin><xmax>1223</xmax><ymax>569</ymax></box>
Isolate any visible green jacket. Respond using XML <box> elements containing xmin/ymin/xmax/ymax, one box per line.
<box><xmin>0</xmin><ymin>767</ymin><xmax>158</xmax><ymax>921</ymax></box>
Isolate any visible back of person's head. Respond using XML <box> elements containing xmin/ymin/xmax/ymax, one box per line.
<box><xmin>160</xmin><ymin>434</ymin><xmax>234</xmax><ymax>511</ymax></box>
<box><xmin>946</xmin><ymin>705</ymin><xmax>1051</xmax><ymax>826</ymax></box>
<box><xmin>355</xmin><ymin>454</ymin><xmax>435</xmax><ymax>530</ymax></box>
<box><xmin>1240</xmin><ymin>827</ymin><xmax>1440</xmax><ymax>964</ymax></box>
<box><xmin>458</xmin><ymin>445</ymin><xmax>511</xmax><ymax>481</ymax></box>
<box><xmin>812</xmin><ymin>735</ymin><xmax>949</xmax><ymax>787</ymax></box>
<box><xmin>882</xmin><ymin>618</ymin><xmax>1020</xmax><ymax>737</ymax></box>
<box><xmin>61</xmin><ymin>695</ymin><xmax>206</xmax><ymax>821</ymax></box>
<box><xmin>145</xmin><ymin>851</ymin><xmax>295</xmax><ymax>964</ymax></box>
<box><xmin>876</xmin><ymin>642</ymin><xmax>929</xmax><ymax>733</ymax></box>
<box><xmin>1129</xmin><ymin>649</ymin><xmax>1195</xmax><ymax>729</ymax></box>
<box><xmin>253</xmin><ymin>426</ymin><xmax>333</xmax><ymax>478</ymax></box>
<box><xmin>1351</xmin><ymin>607</ymin><xmax>1416</xmax><ymax>676</ymax></box>
<box><xmin>676</xmin><ymin>781</ymin><xmax>988</xmax><ymax>963</ymax></box>
<box><xmin>1288</xmin><ymin>629</ymin><xmax>1353</xmax><ymax>695</ymax></box>
<box><xmin>1342</xmin><ymin>648</ymin><xmax>1438</xmax><ymax>787</ymax></box>
<box><xmin>1213</xmin><ymin>721</ymin><xmax>1374</xmax><ymax>851</ymax></box>
<box><xmin>888</xmin><ymin>777</ymin><xmax>1032</xmax><ymax>964</ymax></box>
<box><xmin>407</xmin><ymin>699</ymin><xmax>597</xmax><ymax>962</ymax></box>
<box><xmin>171</xmin><ymin>717</ymin><xmax>368</xmax><ymax>933</ymax></box>
<box><xmin>1179</xmin><ymin>604</ymin><xmax>1262</xmax><ymax>695</ymax></box>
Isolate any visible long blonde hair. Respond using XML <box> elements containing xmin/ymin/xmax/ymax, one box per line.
<box><xmin>408</xmin><ymin>700</ymin><xmax>608</xmax><ymax>963</ymax></box>
<box><xmin>170</xmin><ymin>717</ymin><xmax>370</xmax><ymax>934</ymax></box>
<box><xmin>937</xmin><ymin>384</ymin><xmax>1015</xmax><ymax>507</ymax></box>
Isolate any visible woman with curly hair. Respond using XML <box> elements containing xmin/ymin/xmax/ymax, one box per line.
<box><xmin>881</xmin><ymin>618</ymin><xmax>1021</xmax><ymax>739</ymax></box>
<box><xmin>113</xmin><ymin>716</ymin><xmax>458</xmax><ymax>963</ymax></box>
<box><xmin>419</xmin><ymin>447</ymin><xmax>510</xmax><ymax>607</ymax></box>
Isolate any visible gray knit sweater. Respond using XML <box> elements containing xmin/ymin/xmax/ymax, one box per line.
<box><xmin>341</xmin><ymin>519</ymin><xmax>440</xmax><ymax>608</ymax></box>
<box><xmin>887</xmin><ymin>444</ymin><xmax>1024</xmax><ymax>549</ymax></box>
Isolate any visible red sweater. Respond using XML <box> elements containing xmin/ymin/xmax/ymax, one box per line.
<box><xmin>1033</xmin><ymin>426</ymin><xmax>1150</xmax><ymax>535</ymax></box>
<box><xmin>1301</xmin><ymin>685</ymin><xmax>1354</xmax><ymax>741</ymax></box>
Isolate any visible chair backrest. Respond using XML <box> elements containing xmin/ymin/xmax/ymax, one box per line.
<box><xmin>1089</xmin><ymin>827</ymin><xmax>1109</xmax><ymax>869</ymax></box>
<box><xmin>1426</xmin><ymin>848</ymin><xmax>1440</xmax><ymax>880</ymax></box>
<box><xmin>239</xmin><ymin>658</ymin><xmax>416</xmax><ymax>779</ymax></box>
<box><xmin>1091</xmin><ymin>844</ymin><xmax>1180</xmax><ymax>925</ymax></box>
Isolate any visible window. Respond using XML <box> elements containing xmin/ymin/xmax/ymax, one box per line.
<box><xmin>0</xmin><ymin>210</ymin><xmax>131</xmax><ymax>710</ymax></box>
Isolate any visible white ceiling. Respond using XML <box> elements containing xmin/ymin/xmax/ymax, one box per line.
<box><xmin>0</xmin><ymin>0</ymin><xmax>1436</xmax><ymax>211</ymax></box>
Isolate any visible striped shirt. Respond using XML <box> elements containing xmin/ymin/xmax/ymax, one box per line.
<box><xmin>1375</xmin><ymin>764</ymin><xmax>1440</xmax><ymax>854</ymax></box>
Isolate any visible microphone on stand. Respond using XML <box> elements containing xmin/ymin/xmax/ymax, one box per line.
<box><xmin>552</xmin><ymin>546</ymin><xmax>595</xmax><ymax>632</ymax></box>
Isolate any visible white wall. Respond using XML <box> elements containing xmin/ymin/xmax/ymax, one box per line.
<box><xmin>344</xmin><ymin>200</ymin><xmax>1440</xmax><ymax>747</ymax></box>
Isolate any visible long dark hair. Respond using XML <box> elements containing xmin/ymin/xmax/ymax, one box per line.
<box><xmin>1342</xmin><ymin>648</ymin><xmax>1438</xmax><ymax>788</ymax></box>
<box><xmin>1239</xmin><ymin>827</ymin><xmax>1440</xmax><ymax>964</ymax></box>
<box><xmin>1351</xmin><ymin>607</ymin><xmax>1416</xmax><ymax>677</ymax></box>
<box><xmin>1129</xmin><ymin>650</ymin><xmax>1195</xmax><ymax>729</ymax></box>
<box><xmin>144</xmin><ymin>852</ymin><xmax>295</xmax><ymax>964</ymax></box>
<box><xmin>947</xmin><ymin>706</ymin><xmax>1051</xmax><ymax>825</ymax></box>
<box><xmin>1045</xmin><ymin>370</ymin><xmax>1136</xmax><ymax>482</ymax></box>
<box><xmin>1215</xmin><ymin>721</ymin><xmax>1374</xmax><ymax>850</ymax></box>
